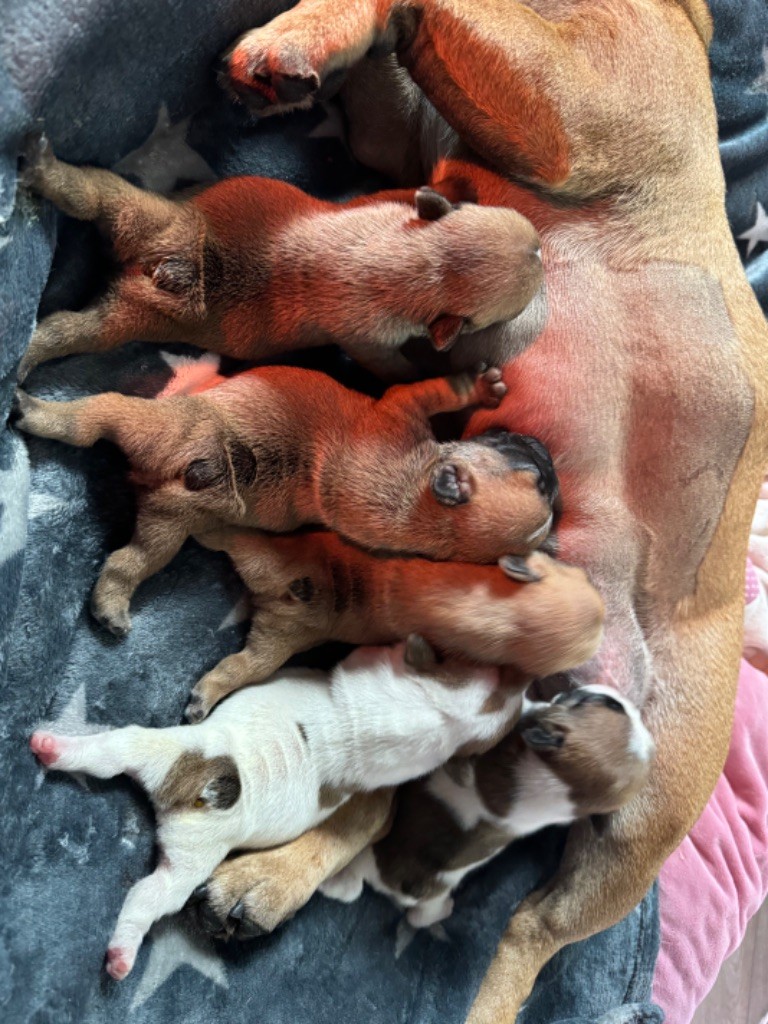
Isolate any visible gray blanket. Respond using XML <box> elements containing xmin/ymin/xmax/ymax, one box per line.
<box><xmin>1</xmin><ymin>2</ymin><xmax>766</xmax><ymax>1022</ymax></box>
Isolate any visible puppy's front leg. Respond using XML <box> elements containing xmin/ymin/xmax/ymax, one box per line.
<box><xmin>381</xmin><ymin>366</ymin><xmax>507</xmax><ymax>422</ymax></box>
<box><xmin>30</xmin><ymin>726</ymin><xmax>148</xmax><ymax>777</ymax></box>
<box><xmin>190</xmin><ymin>788</ymin><xmax>394</xmax><ymax>939</ymax></box>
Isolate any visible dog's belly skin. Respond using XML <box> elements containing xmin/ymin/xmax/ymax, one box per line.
<box><xmin>471</xmin><ymin>257</ymin><xmax>755</xmax><ymax>700</ymax></box>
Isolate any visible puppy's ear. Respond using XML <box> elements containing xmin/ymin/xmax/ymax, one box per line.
<box><xmin>415</xmin><ymin>186</ymin><xmax>454</xmax><ymax>221</ymax></box>
<box><xmin>283</xmin><ymin>576</ymin><xmax>315</xmax><ymax>603</ymax></box>
<box><xmin>200</xmin><ymin>765</ymin><xmax>242</xmax><ymax>810</ymax></box>
<box><xmin>405</xmin><ymin>633</ymin><xmax>440</xmax><ymax>671</ymax></box>
<box><xmin>590</xmin><ymin>813</ymin><xmax>612</xmax><ymax>837</ymax></box>
<box><xmin>498</xmin><ymin>555</ymin><xmax>543</xmax><ymax>583</ymax></box>
<box><xmin>428</xmin><ymin>314</ymin><xmax>465</xmax><ymax>352</ymax></box>
<box><xmin>428</xmin><ymin>174</ymin><xmax>479</xmax><ymax>205</ymax></box>
<box><xmin>521</xmin><ymin>722</ymin><xmax>566</xmax><ymax>750</ymax></box>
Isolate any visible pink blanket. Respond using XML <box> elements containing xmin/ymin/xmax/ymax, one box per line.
<box><xmin>653</xmin><ymin>659</ymin><xmax>768</xmax><ymax>1022</ymax></box>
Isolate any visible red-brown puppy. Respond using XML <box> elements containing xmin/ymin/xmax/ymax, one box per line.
<box><xmin>13</xmin><ymin>364</ymin><xmax>556</xmax><ymax>636</ymax></box>
<box><xmin>187</xmin><ymin>4</ymin><xmax>768</xmax><ymax>1020</ymax></box>
<box><xmin>184</xmin><ymin>529</ymin><xmax>603</xmax><ymax>721</ymax></box>
<box><xmin>18</xmin><ymin>138</ymin><xmax>542</xmax><ymax>381</ymax></box>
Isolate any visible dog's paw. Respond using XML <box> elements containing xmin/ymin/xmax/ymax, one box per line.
<box><xmin>10</xmin><ymin>388</ymin><xmax>41</xmax><ymax>432</ymax></box>
<box><xmin>473</xmin><ymin>366</ymin><xmax>507</xmax><ymax>408</ymax></box>
<box><xmin>185</xmin><ymin>848</ymin><xmax>316</xmax><ymax>941</ymax></box>
<box><xmin>222</xmin><ymin>29</ymin><xmax>321</xmax><ymax>115</ymax></box>
<box><xmin>431</xmin><ymin>463</ymin><xmax>472</xmax><ymax>506</ymax></box>
<box><xmin>318</xmin><ymin>867</ymin><xmax>364</xmax><ymax>904</ymax></box>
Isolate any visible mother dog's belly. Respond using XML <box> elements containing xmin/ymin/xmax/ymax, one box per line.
<box><xmin>469</xmin><ymin>259</ymin><xmax>754</xmax><ymax>698</ymax></box>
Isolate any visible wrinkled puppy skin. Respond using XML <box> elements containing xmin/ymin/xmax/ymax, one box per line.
<box><xmin>186</xmin><ymin>531</ymin><xmax>602</xmax><ymax>721</ymax></box>
<box><xmin>18</xmin><ymin>137</ymin><xmax>542</xmax><ymax>382</ymax></box>
<box><xmin>13</xmin><ymin>363</ymin><xmax>556</xmax><ymax>636</ymax></box>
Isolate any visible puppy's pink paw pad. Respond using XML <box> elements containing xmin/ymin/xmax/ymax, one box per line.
<box><xmin>30</xmin><ymin>732</ymin><xmax>61</xmax><ymax>766</ymax></box>
<box><xmin>105</xmin><ymin>947</ymin><xmax>133</xmax><ymax>981</ymax></box>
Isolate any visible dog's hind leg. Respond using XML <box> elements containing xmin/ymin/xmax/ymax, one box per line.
<box><xmin>466</xmin><ymin>608</ymin><xmax>742</xmax><ymax>1024</ymax></box>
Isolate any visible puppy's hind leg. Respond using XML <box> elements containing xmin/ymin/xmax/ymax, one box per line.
<box><xmin>185</xmin><ymin>619</ymin><xmax>306</xmax><ymax>722</ymax></box>
<box><xmin>92</xmin><ymin>488</ymin><xmax>209</xmax><ymax>638</ymax></box>
<box><xmin>106</xmin><ymin>836</ymin><xmax>229</xmax><ymax>981</ymax></box>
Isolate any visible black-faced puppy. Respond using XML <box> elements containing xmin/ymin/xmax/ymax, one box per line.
<box><xmin>321</xmin><ymin>686</ymin><xmax>654</xmax><ymax>929</ymax></box>
<box><xmin>18</xmin><ymin>139</ymin><xmax>542</xmax><ymax>381</ymax></box>
<box><xmin>13</xmin><ymin>364</ymin><xmax>557</xmax><ymax>636</ymax></box>
<box><xmin>185</xmin><ymin>530</ymin><xmax>601</xmax><ymax>722</ymax></box>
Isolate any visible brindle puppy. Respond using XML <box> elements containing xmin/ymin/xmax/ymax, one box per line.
<box><xmin>184</xmin><ymin>530</ymin><xmax>600</xmax><ymax>722</ymax></box>
<box><xmin>13</xmin><ymin>364</ymin><xmax>557</xmax><ymax>636</ymax></box>
<box><xmin>18</xmin><ymin>138</ymin><xmax>542</xmax><ymax>382</ymax></box>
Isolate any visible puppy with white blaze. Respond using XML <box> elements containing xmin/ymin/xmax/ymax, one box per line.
<box><xmin>321</xmin><ymin>686</ymin><xmax>654</xmax><ymax>929</ymax></box>
<box><xmin>29</xmin><ymin>639</ymin><xmax>528</xmax><ymax>982</ymax></box>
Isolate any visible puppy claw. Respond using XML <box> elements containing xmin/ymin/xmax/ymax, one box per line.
<box><xmin>184</xmin><ymin>693</ymin><xmax>210</xmax><ymax>724</ymax></box>
<box><xmin>10</xmin><ymin>388</ymin><xmax>37</xmax><ymax>431</ymax></box>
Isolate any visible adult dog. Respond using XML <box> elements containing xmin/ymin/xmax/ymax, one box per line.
<box><xmin>185</xmin><ymin>3</ymin><xmax>768</xmax><ymax>1021</ymax></box>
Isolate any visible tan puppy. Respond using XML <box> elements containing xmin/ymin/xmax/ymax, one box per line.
<box><xmin>185</xmin><ymin>528</ymin><xmax>603</xmax><ymax>722</ymax></box>
<box><xmin>13</xmin><ymin>364</ymin><xmax>557</xmax><ymax>636</ymax></box>
<box><xmin>183</xmin><ymin>4</ymin><xmax>768</xmax><ymax>1020</ymax></box>
<box><xmin>321</xmin><ymin>685</ymin><xmax>654</xmax><ymax>930</ymax></box>
<box><xmin>18</xmin><ymin>138</ymin><xmax>542</xmax><ymax>381</ymax></box>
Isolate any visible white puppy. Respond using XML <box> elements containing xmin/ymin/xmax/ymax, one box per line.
<box><xmin>321</xmin><ymin>685</ymin><xmax>654</xmax><ymax>929</ymax></box>
<box><xmin>29</xmin><ymin>639</ymin><xmax>524</xmax><ymax>980</ymax></box>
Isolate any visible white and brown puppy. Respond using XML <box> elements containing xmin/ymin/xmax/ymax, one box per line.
<box><xmin>321</xmin><ymin>686</ymin><xmax>654</xmax><ymax>929</ymax></box>
<box><xmin>186</xmin><ymin>530</ymin><xmax>604</xmax><ymax>722</ymax></box>
<box><xmin>29</xmin><ymin>639</ymin><xmax>526</xmax><ymax>982</ymax></box>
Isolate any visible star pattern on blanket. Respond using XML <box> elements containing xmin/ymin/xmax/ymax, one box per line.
<box><xmin>750</xmin><ymin>43</ymin><xmax>768</xmax><ymax>94</ymax></box>
<box><xmin>113</xmin><ymin>103</ymin><xmax>217</xmax><ymax>194</ymax></box>
<box><xmin>394</xmin><ymin>918</ymin><xmax>449</xmax><ymax>960</ymax></box>
<box><xmin>130</xmin><ymin>918</ymin><xmax>228</xmax><ymax>1010</ymax></box>
<box><xmin>738</xmin><ymin>200</ymin><xmax>768</xmax><ymax>257</ymax></box>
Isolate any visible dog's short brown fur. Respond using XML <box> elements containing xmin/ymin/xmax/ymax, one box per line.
<box><xmin>18</xmin><ymin>138</ymin><xmax>542</xmax><ymax>381</ymax></box>
<box><xmin>185</xmin><ymin>528</ymin><xmax>603</xmax><ymax>721</ymax></box>
<box><xmin>182</xmin><ymin>2</ymin><xmax>768</xmax><ymax>1019</ymax></box>
<box><xmin>13</xmin><ymin>364</ymin><xmax>556</xmax><ymax>636</ymax></box>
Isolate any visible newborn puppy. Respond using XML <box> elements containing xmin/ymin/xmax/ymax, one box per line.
<box><xmin>321</xmin><ymin>686</ymin><xmax>654</xmax><ymax>929</ymax></box>
<box><xmin>185</xmin><ymin>530</ymin><xmax>602</xmax><ymax>722</ymax></box>
<box><xmin>18</xmin><ymin>138</ymin><xmax>542</xmax><ymax>381</ymax></box>
<box><xmin>14</xmin><ymin>365</ymin><xmax>557</xmax><ymax>636</ymax></box>
<box><xmin>29</xmin><ymin>639</ymin><xmax>526</xmax><ymax>981</ymax></box>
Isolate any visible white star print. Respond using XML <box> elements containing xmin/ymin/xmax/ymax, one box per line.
<box><xmin>35</xmin><ymin>683</ymin><xmax>110</xmax><ymax>790</ymax></box>
<box><xmin>217</xmin><ymin>592</ymin><xmax>251</xmax><ymax>631</ymax></box>
<box><xmin>738</xmin><ymin>200</ymin><xmax>768</xmax><ymax>257</ymax></box>
<box><xmin>750</xmin><ymin>43</ymin><xmax>768</xmax><ymax>95</ymax></box>
<box><xmin>113</xmin><ymin>104</ymin><xmax>217</xmax><ymax>194</ymax></box>
<box><xmin>0</xmin><ymin>434</ymin><xmax>30</xmax><ymax>565</ymax></box>
<box><xmin>130</xmin><ymin>918</ymin><xmax>227</xmax><ymax>1010</ymax></box>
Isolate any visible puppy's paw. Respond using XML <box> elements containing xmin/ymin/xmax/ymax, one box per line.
<box><xmin>431</xmin><ymin>463</ymin><xmax>472</xmax><ymax>506</ymax></box>
<box><xmin>473</xmin><ymin>366</ymin><xmax>507</xmax><ymax>408</ymax></box>
<box><xmin>90</xmin><ymin>593</ymin><xmax>132</xmax><ymax>638</ymax></box>
<box><xmin>30</xmin><ymin>731</ymin><xmax>64</xmax><ymax>767</ymax></box>
<box><xmin>319</xmin><ymin>866</ymin><xmax>364</xmax><ymax>904</ymax></box>
<box><xmin>184</xmin><ymin>689</ymin><xmax>213</xmax><ymax>725</ymax></box>
<box><xmin>18</xmin><ymin>131</ymin><xmax>54</xmax><ymax>190</ymax></box>
<box><xmin>10</xmin><ymin>388</ymin><xmax>41</xmax><ymax>432</ymax></box>
<box><xmin>105</xmin><ymin>945</ymin><xmax>136</xmax><ymax>981</ymax></box>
